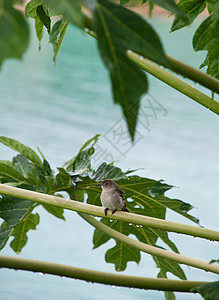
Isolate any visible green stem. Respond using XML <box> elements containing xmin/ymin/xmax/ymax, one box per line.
<box><xmin>0</xmin><ymin>184</ymin><xmax>219</xmax><ymax>241</ymax></box>
<box><xmin>0</xmin><ymin>255</ymin><xmax>208</xmax><ymax>292</ymax></box>
<box><xmin>83</xmin><ymin>11</ymin><xmax>219</xmax><ymax>95</ymax></box>
<box><xmin>167</xmin><ymin>55</ymin><xmax>219</xmax><ymax>94</ymax></box>
<box><xmin>126</xmin><ymin>51</ymin><xmax>219</xmax><ymax>115</ymax></box>
<box><xmin>79</xmin><ymin>213</ymin><xmax>219</xmax><ymax>275</ymax></box>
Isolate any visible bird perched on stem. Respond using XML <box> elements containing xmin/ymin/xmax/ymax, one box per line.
<box><xmin>98</xmin><ymin>179</ymin><xmax>129</xmax><ymax>216</ymax></box>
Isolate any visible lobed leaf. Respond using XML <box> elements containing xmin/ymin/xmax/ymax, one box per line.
<box><xmin>25</xmin><ymin>0</ymin><xmax>44</xmax><ymax>47</ymax></box>
<box><xmin>0</xmin><ymin>196</ymin><xmax>36</xmax><ymax>251</ymax></box>
<box><xmin>193</xmin><ymin>9</ymin><xmax>219</xmax><ymax>79</ymax></box>
<box><xmin>93</xmin><ymin>0</ymin><xmax>169</xmax><ymax>140</ymax></box>
<box><xmin>49</xmin><ymin>19</ymin><xmax>69</xmax><ymax>64</ymax></box>
<box><xmin>0</xmin><ymin>137</ymin><xmax>43</xmax><ymax>166</ymax></box>
<box><xmin>0</xmin><ymin>162</ymin><xmax>26</xmax><ymax>182</ymax></box>
<box><xmin>36</xmin><ymin>4</ymin><xmax>51</xmax><ymax>34</ymax></box>
<box><xmin>171</xmin><ymin>0</ymin><xmax>206</xmax><ymax>32</ymax></box>
<box><xmin>41</xmin><ymin>0</ymin><xmax>84</xmax><ymax>28</ymax></box>
<box><xmin>10</xmin><ymin>213</ymin><xmax>40</xmax><ymax>253</ymax></box>
<box><xmin>42</xmin><ymin>204</ymin><xmax>65</xmax><ymax>220</ymax></box>
<box><xmin>105</xmin><ymin>241</ymin><xmax>140</xmax><ymax>271</ymax></box>
<box><xmin>0</xmin><ymin>0</ymin><xmax>29</xmax><ymax>66</ymax></box>
<box><xmin>150</xmin><ymin>0</ymin><xmax>186</xmax><ymax>18</ymax></box>
<box><xmin>192</xmin><ymin>281</ymin><xmax>219</xmax><ymax>300</ymax></box>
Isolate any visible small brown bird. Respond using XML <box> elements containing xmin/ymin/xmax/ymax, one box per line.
<box><xmin>98</xmin><ymin>179</ymin><xmax>129</xmax><ymax>216</ymax></box>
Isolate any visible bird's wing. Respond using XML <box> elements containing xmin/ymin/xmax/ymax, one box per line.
<box><xmin>116</xmin><ymin>187</ymin><xmax>125</xmax><ymax>202</ymax></box>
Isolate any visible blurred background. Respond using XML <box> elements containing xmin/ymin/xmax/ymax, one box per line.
<box><xmin>0</xmin><ymin>12</ymin><xmax>218</xmax><ymax>300</ymax></box>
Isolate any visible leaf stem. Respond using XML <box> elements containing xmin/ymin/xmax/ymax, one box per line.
<box><xmin>83</xmin><ymin>11</ymin><xmax>219</xmax><ymax>95</ymax></box>
<box><xmin>126</xmin><ymin>51</ymin><xmax>219</xmax><ymax>115</ymax></box>
<box><xmin>167</xmin><ymin>55</ymin><xmax>219</xmax><ymax>94</ymax></box>
<box><xmin>0</xmin><ymin>255</ymin><xmax>209</xmax><ymax>292</ymax></box>
<box><xmin>0</xmin><ymin>184</ymin><xmax>219</xmax><ymax>241</ymax></box>
<box><xmin>79</xmin><ymin>213</ymin><xmax>219</xmax><ymax>275</ymax></box>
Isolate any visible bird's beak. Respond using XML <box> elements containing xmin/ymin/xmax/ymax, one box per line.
<box><xmin>96</xmin><ymin>183</ymin><xmax>102</xmax><ymax>186</ymax></box>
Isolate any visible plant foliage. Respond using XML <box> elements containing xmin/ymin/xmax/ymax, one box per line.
<box><xmin>0</xmin><ymin>135</ymin><xmax>200</xmax><ymax>291</ymax></box>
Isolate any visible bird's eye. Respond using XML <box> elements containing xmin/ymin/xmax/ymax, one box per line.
<box><xmin>105</xmin><ymin>182</ymin><xmax>108</xmax><ymax>185</ymax></box>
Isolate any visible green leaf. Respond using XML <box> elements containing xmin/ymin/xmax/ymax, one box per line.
<box><xmin>10</xmin><ymin>213</ymin><xmax>40</xmax><ymax>253</ymax></box>
<box><xmin>46</xmin><ymin>167</ymin><xmax>71</xmax><ymax>194</ymax></box>
<box><xmin>36</xmin><ymin>4</ymin><xmax>51</xmax><ymax>34</ymax></box>
<box><xmin>192</xmin><ymin>281</ymin><xmax>219</xmax><ymax>300</ymax></box>
<box><xmin>41</xmin><ymin>0</ymin><xmax>84</xmax><ymax>28</ymax></box>
<box><xmin>0</xmin><ymin>162</ymin><xmax>26</xmax><ymax>182</ymax></box>
<box><xmin>12</xmin><ymin>155</ymin><xmax>34</xmax><ymax>178</ymax></box>
<box><xmin>106</xmin><ymin>241</ymin><xmax>140</xmax><ymax>271</ymax></box>
<box><xmin>193</xmin><ymin>13</ymin><xmax>219</xmax><ymax>79</ymax></box>
<box><xmin>150</xmin><ymin>0</ymin><xmax>186</xmax><ymax>18</ymax></box>
<box><xmin>0</xmin><ymin>0</ymin><xmax>29</xmax><ymax>66</ymax></box>
<box><xmin>92</xmin><ymin>163</ymin><xmax>127</xmax><ymax>181</ymax></box>
<box><xmin>171</xmin><ymin>0</ymin><xmax>206</xmax><ymax>32</ymax></box>
<box><xmin>156</xmin><ymin>256</ymin><xmax>186</xmax><ymax>280</ymax></box>
<box><xmin>25</xmin><ymin>0</ymin><xmax>42</xmax><ymax>18</ymax></box>
<box><xmin>25</xmin><ymin>0</ymin><xmax>44</xmax><ymax>48</ymax></box>
<box><xmin>49</xmin><ymin>19</ymin><xmax>69</xmax><ymax>64</ymax></box>
<box><xmin>65</xmin><ymin>134</ymin><xmax>100</xmax><ymax>171</ymax></box>
<box><xmin>75</xmin><ymin>169</ymin><xmax>195</xmax><ymax>276</ymax></box>
<box><xmin>0</xmin><ymin>137</ymin><xmax>43</xmax><ymax>166</ymax></box>
<box><xmin>42</xmin><ymin>204</ymin><xmax>65</xmax><ymax>220</ymax></box>
<box><xmin>0</xmin><ymin>196</ymin><xmax>36</xmax><ymax>251</ymax></box>
<box><xmin>120</xmin><ymin>0</ymin><xmax>130</xmax><ymax>4</ymax></box>
<box><xmin>92</xmin><ymin>217</ymin><xmax>186</xmax><ymax>278</ymax></box>
<box><xmin>94</xmin><ymin>0</ymin><xmax>169</xmax><ymax>140</ymax></box>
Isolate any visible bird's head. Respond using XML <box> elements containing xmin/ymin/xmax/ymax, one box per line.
<box><xmin>97</xmin><ymin>179</ymin><xmax>117</xmax><ymax>190</ymax></box>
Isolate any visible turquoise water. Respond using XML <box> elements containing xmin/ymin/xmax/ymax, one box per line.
<box><xmin>0</xmin><ymin>16</ymin><xmax>219</xmax><ymax>300</ymax></box>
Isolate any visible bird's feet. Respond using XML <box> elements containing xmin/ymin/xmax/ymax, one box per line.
<box><xmin>112</xmin><ymin>209</ymin><xmax>117</xmax><ymax>215</ymax></box>
<box><xmin>104</xmin><ymin>208</ymin><xmax>109</xmax><ymax>216</ymax></box>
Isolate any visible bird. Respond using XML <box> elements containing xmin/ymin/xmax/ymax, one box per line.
<box><xmin>98</xmin><ymin>179</ymin><xmax>129</xmax><ymax>216</ymax></box>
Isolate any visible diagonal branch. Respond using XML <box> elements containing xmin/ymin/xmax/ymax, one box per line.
<box><xmin>83</xmin><ymin>10</ymin><xmax>219</xmax><ymax>95</ymax></box>
<box><xmin>0</xmin><ymin>255</ymin><xmax>209</xmax><ymax>292</ymax></box>
<box><xmin>78</xmin><ymin>213</ymin><xmax>219</xmax><ymax>275</ymax></box>
<box><xmin>0</xmin><ymin>183</ymin><xmax>219</xmax><ymax>241</ymax></box>
<box><xmin>126</xmin><ymin>51</ymin><xmax>219</xmax><ymax>114</ymax></box>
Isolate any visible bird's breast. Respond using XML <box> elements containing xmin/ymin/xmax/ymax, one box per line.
<box><xmin>101</xmin><ymin>190</ymin><xmax>124</xmax><ymax>210</ymax></box>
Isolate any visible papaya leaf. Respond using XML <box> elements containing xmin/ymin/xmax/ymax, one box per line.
<box><xmin>49</xmin><ymin>19</ymin><xmax>69</xmax><ymax>64</ymax></box>
<box><xmin>10</xmin><ymin>213</ymin><xmax>40</xmax><ymax>253</ymax></box>
<box><xmin>36</xmin><ymin>4</ymin><xmax>51</xmax><ymax>34</ymax></box>
<box><xmin>193</xmin><ymin>13</ymin><xmax>219</xmax><ymax>79</ymax></box>
<box><xmin>171</xmin><ymin>0</ymin><xmax>206</xmax><ymax>32</ymax></box>
<box><xmin>67</xmin><ymin>148</ymin><xmax>94</xmax><ymax>175</ymax></box>
<box><xmin>93</xmin><ymin>0</ymin><xmax>169</xmax><ymax>140</ymax></box>
<box><xmin>65</xmin><ymin>134</ymin><xmax>100</xmax><ymax>171</ymax></box>
<box><xmin>120</xmin><ymin>0</ymin><xmax>130</xmax><ymax>4</ymax></box>
<box><xmin>25</xmin><ymin>0</ymin><xmax>42</xmax><ymax>18</ymax></box>
<box><xmin>150</xmin><ymin>0</ymin><xmax>186</xmax><ymax>18</ymax></box>
<box><xmin>42</xmin><ymin>204</ymin><xmax>65</xmax><ymax>220</ymax></box>
<box><xmin>25</xmin><ymin>0</ymin><xmax>44</xmax><ymax>47</ymax></box>
<box><xmin>0</xmin><ymin>0</ymin><xmax>29</xmax><ymax>67</ymax></box>
<box><xmin>0</xmin><ymin>137</ymin><xmax>43</xmax><ymax>166</ymax></box>
<box><xmin>12</xmin><ymin>155</ymin><xmax>34</xmax><ymax>178</ymax></box>
<box><xmin>91</xmin><ymin>163</ymin><xmax>127</xmax><ymax>181</ymax></box>
<box><xmin>47</xmin><ymin>167</ymin><xmax>72</xmax><ymax>194</ymax></box>
<box><xmin>192</xmin><ymin>281</ymin><xmax>219</xmax><ymax>300</ymax></box>
<box><xmin>105</xmin><ymin>241</ymin><xmax>140</xmax><ymax>272</ymax></box>
<box><xmin>156</xmin><ymin>256</ymin><xmax>186</xmax><ymax>280</ymax></box>
<box><xmin>41</xmin><ymin>0</ymin><xmax>84</xmax><ymax>28</ymax></box>
<box><xmin>0</xmin><ymin>162</ymin><xmax>26</xmax><ymax>182</ymax></box>
<box><xmin>73</xmin><ymin>164</ymin><xmax>198</xmax><ymax>276</ymax></box>
<box><xmin>0</xmin><ymin>196</ymin><xmax>37</xmax><ymax>251</ymax></box>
